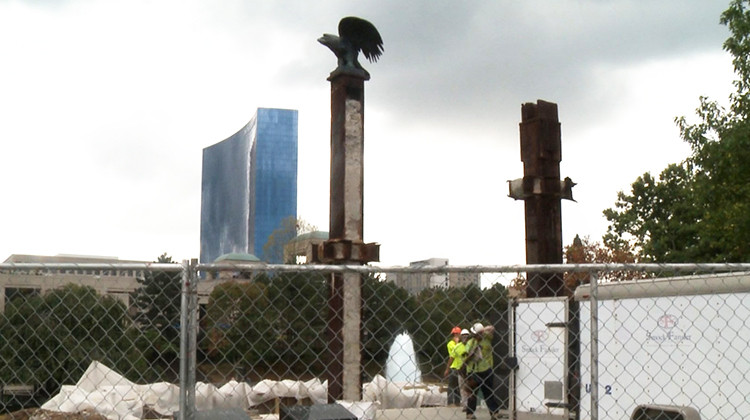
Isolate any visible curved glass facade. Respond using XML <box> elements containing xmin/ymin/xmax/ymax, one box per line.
<box><xmin>200</xmin><ymin>108</ymin><xmax>298</xmax><ymax>264</ymax></box>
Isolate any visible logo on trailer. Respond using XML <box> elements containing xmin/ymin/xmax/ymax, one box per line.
<box><xmin>532</xmin><ymin>330</ymin><xmax>548</xmax><ymax>342</ymax></box>
<box><xmin>522</xmin><ymin>329</ymin><xmax>559</xmax><ymax>354</ymax></box>
<box><xmin>645</xmin><ymin>313</ymin><xmax>692</xmax><ymax>345</ymax></box>
<box><xmin>657</xmin><ymin>314</ymin><xmax>678</xmax><ymax>330</ymax></box>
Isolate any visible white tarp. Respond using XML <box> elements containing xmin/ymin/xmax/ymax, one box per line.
<box><xmin>41</xmin><ymin>362</ymin><xmax>444</xmax><ymax>420</ymax></box>
<box><xmin>362</xmin><ymin>375</ymin><xmax>446</xmax><ymax>409</ymax></box>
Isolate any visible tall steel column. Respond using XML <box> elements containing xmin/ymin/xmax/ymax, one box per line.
<box><xmin>315</xmin><ymin>17</ymin><xmax>382</xmax><ymax>401</ymax></box>
<box><xmin>316</xmin><ymin>71</ymin><xmax>380</xmax><ymax>402</ymax></box>
<box><xmin>508</xmin><ymin>100</ymin><xmax>575</xmax><ymax>297</ymax></box>
<box><xmin>508</xmin><ymin>101</ymin><xmax>579</xmax><ymax>419</ymax></box>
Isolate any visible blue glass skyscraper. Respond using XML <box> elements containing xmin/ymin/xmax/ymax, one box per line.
<box><xmin>200</xmin><ymin>108</ymin><xmax>298</xmax><ymax>264</ymax></box>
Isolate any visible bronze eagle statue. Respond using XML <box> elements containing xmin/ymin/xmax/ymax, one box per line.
<box><xmin>318</xmin><ymin>17</ymin><xmax>384</xmax><ymax>77</ymax></box>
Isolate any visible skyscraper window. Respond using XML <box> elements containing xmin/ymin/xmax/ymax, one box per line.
<box><xmin>200</xmin><ymin>108</ymin><xmax>298</xmax><ymax>264</ymax></box>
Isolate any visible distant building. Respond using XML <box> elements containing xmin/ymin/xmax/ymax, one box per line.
<box><xmin>283</xmin><ymin>231</ymin><xmax>329</xmax><ymax>264</ymax></box>
<box><xmin>0</xmin><ymin>254</ymin><xmax>240</xmax><ymax>313</ymax></box>
<box><xmin>1</xmin><ymin>254</ymin><xmax>145</xmax><ymax>313</ymax></box>
<box><xmin>200</xmin><ymin>108</ymin><xmax>298</xmax><ymax>264</ymax></box>
<box><xmin>210</xmin><ymin>252</ymin><xmax>265</xmax><ymax>280</ymax></box>
<box><xmin>389</xmin><ymin>258</ymin><xmax>480</xmax><ymax>295</ymax></box>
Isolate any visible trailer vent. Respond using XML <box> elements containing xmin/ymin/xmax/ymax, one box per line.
<box><xmin>543</xmin><ymin>381</ymin><xmax>563</xmax><ymax>400</ymax></box>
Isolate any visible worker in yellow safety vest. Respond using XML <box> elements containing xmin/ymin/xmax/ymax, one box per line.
<box><xmin>454</xmin><ymin>329</ymin><xmax>471</xmax><ymax>410</ymax></box>
<box><xmin>464</xmin><ymin>322</ymin><xmax>500</xmax><ymax>420</ymax></box>
<box><xmin>443</xmin><ymin>326</ymin><xmax>463</xmax><ymax>406</ymax></box>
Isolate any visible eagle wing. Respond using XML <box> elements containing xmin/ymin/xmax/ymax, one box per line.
<box><xmin>338</xmin><ymin>16</ymin><xmax>384</xmax><ymax>62</ymax></box>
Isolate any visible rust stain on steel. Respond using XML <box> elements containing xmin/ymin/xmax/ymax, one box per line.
<box><xmin>519</xmin><ymin>100</ymin><xmax>565</xmax><ymax>298</ymax></box>
<box><xmin>316</xmin><ymin>73</ymin><xmax>379</xmax><ymax>265</ymax></box>
<box><xmin>319</xmin><ymin>71</ymin><xmax>379</xmax><ymax>403</ymax></box>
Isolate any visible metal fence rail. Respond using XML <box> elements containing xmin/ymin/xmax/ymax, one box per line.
<box><xmin>1</xmin><ymin>263</ymin><xmax>749</xmax><ymax>420</ymax></box>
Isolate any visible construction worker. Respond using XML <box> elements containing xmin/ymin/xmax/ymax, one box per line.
<box><xmin>456</xmin><ymin>329</ymin><xmax>471</xmax><ymax>410</ymax></box>
<box><xmin>464</xmin><ymin>322</ymin><xmax>499</xmax><ymax>420</ymax></box>
<box><xmin>443</xmin><ymin>326</ymin><xmax>463</xmax><ymax>406</ymax></box>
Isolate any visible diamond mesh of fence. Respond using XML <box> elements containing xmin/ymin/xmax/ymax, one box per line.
<box><xmin>1</xmin><ymin>263</ymin><xmax>749</xmax><ymax>420</ymax></box>
<box><xmin>0</xmin><ymin>262</ymin><xmax>184</xmax><ymax>419</ymax></box>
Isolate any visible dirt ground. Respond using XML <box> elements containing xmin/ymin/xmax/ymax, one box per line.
<box><xmin>0</xmin><ymin>409</ymin><xmax>109</xmax><ymax>420</ymax></box>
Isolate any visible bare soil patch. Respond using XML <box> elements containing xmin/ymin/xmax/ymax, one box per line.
<box><xmin>0</xmin><ymin>409</ymin><xmax>108</xmax><ymax>420</ymax></box>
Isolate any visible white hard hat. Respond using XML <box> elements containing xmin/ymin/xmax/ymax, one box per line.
<box><xmin>471</xmin><ymin>322</ymin><xmax>484</xmax><ymax>334</ymax></box>
<box><xmin>460</xmin><ymin>329</ymin><xmax>470</xmax><ymax>335</ymax></box>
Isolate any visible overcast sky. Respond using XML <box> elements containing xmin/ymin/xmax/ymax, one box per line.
<box><xmin>0</xmin><ymin>0</ymin><xmax>737</xmax><ymax>266</ymax></box>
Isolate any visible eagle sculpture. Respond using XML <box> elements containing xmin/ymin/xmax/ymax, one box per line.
<box><xmin>318</xmin><ymin>17</ymin><xmax>383</xmax><ymax>77</ymax></box>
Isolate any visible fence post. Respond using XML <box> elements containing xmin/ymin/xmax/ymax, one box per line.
<box><xmin>179</xmin><ymin>259</ymin><xmax>198</xmax><ymax>420</ymax></box>
<box><xmin>508</xmin><ymin>297</ymin><xmax>517</xmax><ymax>417</ymax></box>
<box><xmin>589</xmin><ymin>272</ymin><xmax>599</xmax><ymax>420</ymax></box>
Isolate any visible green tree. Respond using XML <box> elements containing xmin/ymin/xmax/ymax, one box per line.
<box><xmin>603</xmin><ymin>165</ymin><xmax>706</xmax><ymax>262</ymax></box>
<box><xmin>410</xmin><ymin>284</ymin><xmax>508</xmax><ymax>379</ymax></box>
<box><xmin>0</xmin><ymin>284</ymin><xmax>147</xmax><ymax>400</ymax></box>
<box><xmin>361</xmin><ymin>275</ymin><xmax>415</xmax><ymax>375</ymax></box>
<box><xmin>604</xmin><ymin>1</ymin><xmax>750</xmax><ymax>262</ymax></box>
<box><xmin>200</xmin><ymin>278</ymin><xmax>272</xmax><ymax>365</ymax></box>
<box><xmin>264</xmin><ymin>272</ymin><xmax>328</xmax><ymax>375</ymax></box>
<box><xmin>131</xmin><ymin>253</ymin><xmax>181</xmax><ymax>372</ymax></box>
<box><xmin>200</xmin><ymin>272</ymin><xmax>328</xmax><ymax>379</ymax></box>
<box><xmin>199</xmin><ymin>270</ymin><xmax>511</xmax><ymax>383</ymax></box>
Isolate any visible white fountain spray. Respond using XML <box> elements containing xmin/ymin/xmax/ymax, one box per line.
<box><xmin>385</xmin><ymin>332</ymin><xmax>422</xmax><ymax>383</ymax></box>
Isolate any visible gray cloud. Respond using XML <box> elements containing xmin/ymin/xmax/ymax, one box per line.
<box><xmin>0</xmin><ymin>0</ymin><xmax>736</xmax><ymax>263</ymax></box>
<box><xmin>260</xmin><ymin>1</ymin><xmax>731</xmax><ymax>138</ymax></box>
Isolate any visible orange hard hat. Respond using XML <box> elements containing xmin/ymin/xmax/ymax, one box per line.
<box><xmin>451</xmin><ymin>326</ymin><xmax>461</xmax><ymax>334</ymax></box>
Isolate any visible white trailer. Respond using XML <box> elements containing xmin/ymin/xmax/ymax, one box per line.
<box><xmin>511</xmin><ymin>272</ymin><xmax>750</xmax><ymax>420</ymax></box>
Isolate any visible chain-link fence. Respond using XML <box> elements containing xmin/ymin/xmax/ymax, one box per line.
<box><xmin>0</xmin><ymin>262</ymin><xmax>185</xmax><ymax>420</ymax></box>
<box><xmin>1</xmin><ymin>262</ymin><xmax>749</xmax><ymax>420</ymax></box>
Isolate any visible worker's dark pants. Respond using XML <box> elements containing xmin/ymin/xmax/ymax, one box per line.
<box><xmin>447</xmin><ymin>369</ymin><xmax>461</xmax><ymax>406</ymax></box>
<box><xmin>466</xmin><ymin>369</ymin><xmax>498</xmax><ymax>415</ymax></box>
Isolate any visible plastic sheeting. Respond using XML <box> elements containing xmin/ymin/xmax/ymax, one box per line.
<box><xmin>41</xmin><ymin>362</ymin><xmax>445</xmax><ymax>420</ymax></box>
<box><xmin>362</xmin><ymin>375</ymin><xmax>446</xmax><ymax>409</ymax></box>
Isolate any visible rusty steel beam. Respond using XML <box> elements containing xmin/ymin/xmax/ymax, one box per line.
<box><xmin>518</xmin><ymin>100</ymin><xmax>566</xmax><ymax>298</ymax></box>
<box><xmin>317</xmin><ymin>71</ymin><xmax>379</xmax><ymax>402</ymax></box>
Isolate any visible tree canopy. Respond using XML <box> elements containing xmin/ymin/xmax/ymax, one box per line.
<box><xmin>563</xmin><ymin>235</ymin><xmax>645</xmax><ymax>287</ymax></box>
<box><xmin>604</xmin><ymin>0</ymin><xmax>750</xmax><ymax>262</ymax></box>
<box><xmin>0</xmin><ymin>284</ymin><xmax>148</xmax><ymax>400</ymax></box>
<box><xmin>199</xmin><ymin>271</ymin><xmax>508</xmax><ymax>381</ymax></box>
<box><xmin>131</xmin><ymin>253</ymin><xmax>182</xmax><ymax>375</ymax></box>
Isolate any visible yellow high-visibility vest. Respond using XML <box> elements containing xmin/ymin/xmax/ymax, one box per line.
<box><xmin>465</xmin><ymin>335</ymin><xmax>493</xmax><ymax>373</ymax></box>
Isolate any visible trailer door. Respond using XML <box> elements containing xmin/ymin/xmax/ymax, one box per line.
<box><xmin>513</xmin><ymin>297</ymin><xmax>569</xmax><ymax>419</ymax></box>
